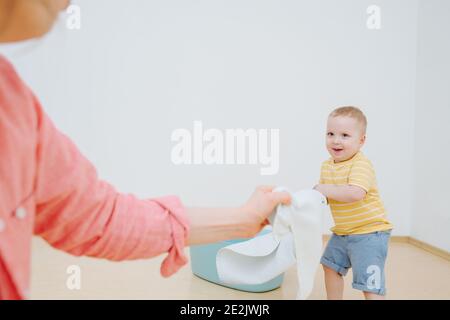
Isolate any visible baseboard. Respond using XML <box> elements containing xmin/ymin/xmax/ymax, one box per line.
<box><xmin>407</xmin><ymin>237</ymin><xmax>450</xmax><ymax>261</ymax></box>
<box><xmin>322</xmin><ymin>235</ymin><xmax>450</xmax><ymax>261</ymax></box>
<box><xmin>390</xmin><ymin>236</ymin><xmax>410</xmax><ymax>243</ymax></box>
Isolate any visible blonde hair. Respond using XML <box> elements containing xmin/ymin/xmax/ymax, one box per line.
<box><xmin>329</xmin><ymin>106</ymin><xmax>367</xmax><ymax>133</ymax></box>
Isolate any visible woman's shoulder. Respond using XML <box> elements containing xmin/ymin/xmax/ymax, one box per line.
<box><xmin>0</xmin><ymin>54</ymin><xmax>23</xmax><ymax>85</ymax></box>
<box><xmin>0</xmin><ymin>55</ymin><xmax>33</xmax><ymax>93</ymax></box>
<box><xmin>0</xmin><ymin>55</ymin><xmax>38</xmax><ymax>126</ymax></box>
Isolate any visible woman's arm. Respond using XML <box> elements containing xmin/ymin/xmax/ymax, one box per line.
<box><xmin>186</xmin><ymin>186</ymin><xmax>292</xmax><ymax>245</ymax></box>
<box><xmin>30</xmin><ymin>90</ymin><xmax>291</xmax><ymax>276</ymax></box>
<box><xmin>186</xmin><ymin>207</ymin><xmax>247</xmax><ymax>245</ymax></box>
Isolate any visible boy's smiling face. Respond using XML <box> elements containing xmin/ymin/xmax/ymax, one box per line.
<box><xmin>326</xmin><ymin>115</ymin><xmax>366</xmax><ymax>163</ymax></box>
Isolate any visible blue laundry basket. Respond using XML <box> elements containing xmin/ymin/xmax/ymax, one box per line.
<box><xmin>190</xmin><ymin>228</ymin><xmax>284</xmax><ymax>292</ymax></box>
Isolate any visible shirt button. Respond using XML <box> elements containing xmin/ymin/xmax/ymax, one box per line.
<box><xmin>15</xmin><ymin>207</ymin><xmax>27</xmax><ymax>219</ymax></box>
<box><xmin>0</xmin><ymin>218</ymin><xmax>5</xmax><ymax>232</ymax></box>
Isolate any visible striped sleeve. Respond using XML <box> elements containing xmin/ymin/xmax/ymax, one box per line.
<box><xmin>319</xmin><ymin>161</ymin><xmax>327</xmax><ymax>184</ymax></box>
<box><xmin>348</xmin><ymin>158</ymin><xmax>375</xmax><ymax>192</ymax></box>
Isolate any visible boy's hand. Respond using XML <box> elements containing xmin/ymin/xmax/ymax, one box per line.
<box><xmin>240</xmin><ymin>186</ymin><xmax>291</xmax><ymax>237</ymax></box>
<box><xmin>314</xmin><ymin>184</ymin><xmax>329</xmax><ymax>196</ymax></box>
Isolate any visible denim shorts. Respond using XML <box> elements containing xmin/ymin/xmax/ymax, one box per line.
<box><xmin>320</xmin><ymin>230</ymin><xmax>391</xmax><ymax>295</ymax></box>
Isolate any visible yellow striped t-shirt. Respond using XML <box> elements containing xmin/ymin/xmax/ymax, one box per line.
<box><xmin>319</xmin><ymin>152</ymin><xmax>393</xmax><ymax>235</ymax></box>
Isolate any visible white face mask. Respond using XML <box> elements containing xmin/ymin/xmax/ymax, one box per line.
<box><xmin>0</xmin><ymin>11</ymin><xmax>67</xmax><ymax>59</ymax></box>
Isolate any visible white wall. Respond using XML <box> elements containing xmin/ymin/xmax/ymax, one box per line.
<box><xmin>1</xmin><ymin>0</ymin><xmax>419</xmax><ymax>235</ymax></box>
<box><xmin>411</xmin><ymin>0</ymin><xmax>450</xmax><ymax>251</ymax></box>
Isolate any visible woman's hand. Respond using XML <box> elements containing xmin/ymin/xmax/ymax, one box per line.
<box><xmin>239</xmin><ymin>186</ymin><xmax>291</xmax><ymax>237</ymax></box>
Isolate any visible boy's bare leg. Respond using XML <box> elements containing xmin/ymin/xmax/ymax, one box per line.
<box><xmin>323</xmin><ymin>265</ymin><xmax>344</xmax><ymax>300</ymax></box>
<box><xmin>363</xmin><ymin>292</ymin><xmax>385</xmax><ymax>300</ymax></box>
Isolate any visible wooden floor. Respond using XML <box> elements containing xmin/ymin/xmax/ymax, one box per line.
<box><xmin>30</xmin><ymin>237</ymin><xmax>450</xmax><ymax>300</ymax></box>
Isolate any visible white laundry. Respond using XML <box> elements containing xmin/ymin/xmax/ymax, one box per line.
<box><xmin>216</xmin><ymin>188</ymin><xmax>327</xmax><ymax>299</ymax></box>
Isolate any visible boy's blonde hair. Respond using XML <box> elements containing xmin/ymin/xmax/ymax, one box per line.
<box><xmin>329</xmin><ymin>106</ymin><xmax>367</xmax><ymax>134</ymax></box>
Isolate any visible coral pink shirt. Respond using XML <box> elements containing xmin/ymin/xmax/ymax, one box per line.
<box><xmin>0</xmin><ymin>55</ymin><xmax>189</xmax><ymax>299</ymax></box>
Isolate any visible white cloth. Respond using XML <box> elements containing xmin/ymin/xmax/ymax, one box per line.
<box><xmin>216</xmin><ymin>188</ymin><xmax>327</xmax><ymax>299</ymax></box>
